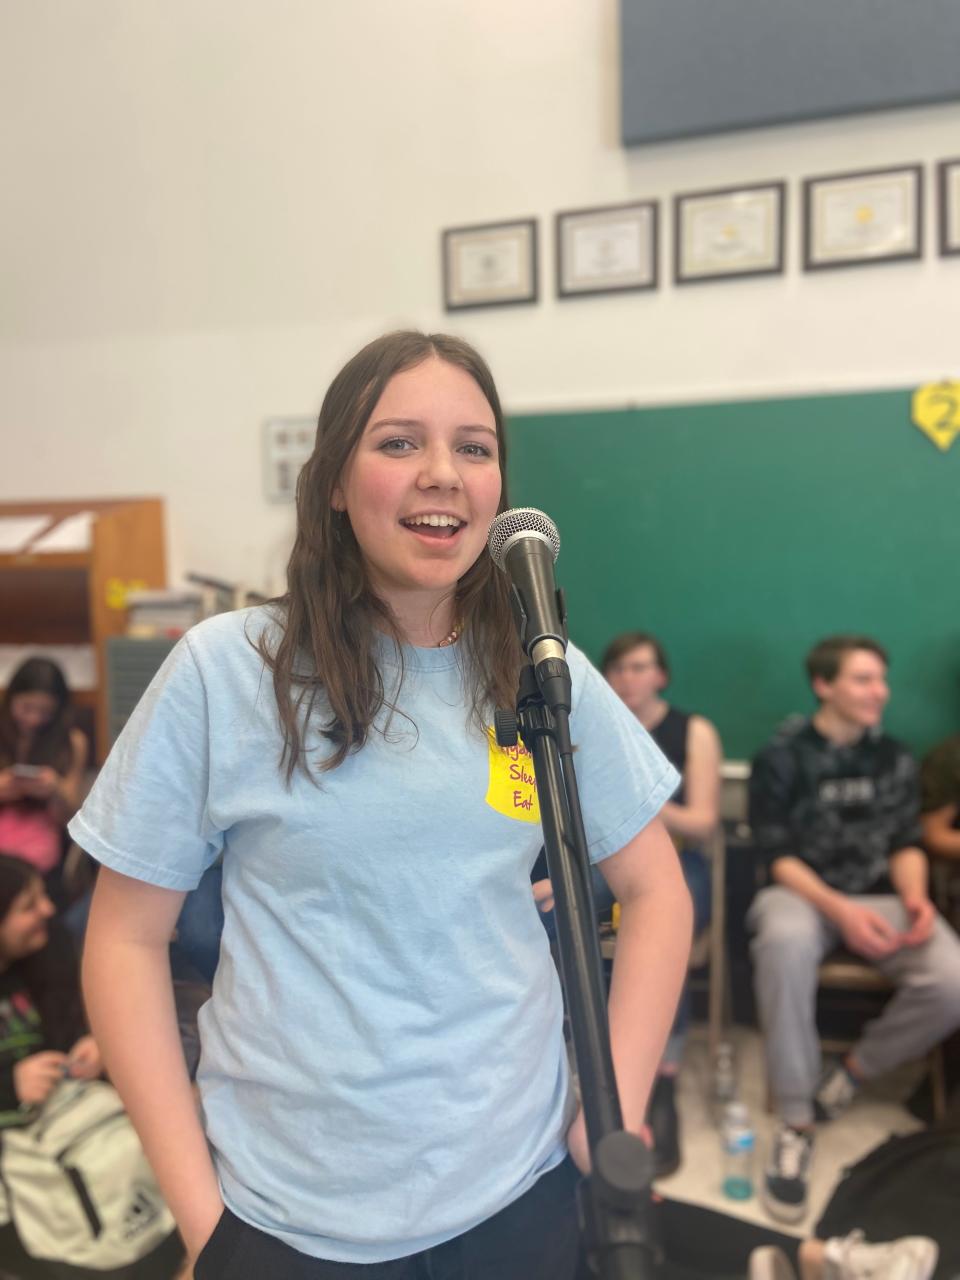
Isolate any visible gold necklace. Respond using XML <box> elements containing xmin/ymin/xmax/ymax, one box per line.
<box><xmin>438</xmin><ymin>623</ymin><xmax>461</xmax><ymax>648</ymax></box>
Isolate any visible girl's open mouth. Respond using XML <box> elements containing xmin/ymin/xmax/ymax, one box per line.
<box><xmin>399</xmin><ymin>515</ymin><xmax>466</xmax><ymax>541</ymax></box>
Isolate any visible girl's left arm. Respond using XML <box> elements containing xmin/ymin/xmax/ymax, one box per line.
<box><xmin>566</xmin><ymin>816</ymin><xmax>692</xmax><ymax>1170</ymax></box>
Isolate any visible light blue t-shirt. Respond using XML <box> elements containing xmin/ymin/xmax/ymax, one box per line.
<box><xmin>69</xmin><ymin>607</ymin><xmax>678</xmax><ymax>1263</ymax></box>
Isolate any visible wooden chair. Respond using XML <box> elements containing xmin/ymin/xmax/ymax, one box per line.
<box><xmin>686</xmin><ymin>822</ymin><xmax>729</xmax><ymax>1060</ymax></box>
<box><xmin>686</xmin><ymin>763</ymin><xmax>752</xmax><ymax>1058</ymax></box>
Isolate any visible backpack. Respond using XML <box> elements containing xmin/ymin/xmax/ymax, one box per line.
<box><xmin>816</xmin><ymin>1126</ymin><xmax>960</xmax><ymax>1280</ymax></box>
<box><xmin>0</xmin><ymin>1078</ymin><xmax>180</xmax><ymax>1278</ymax></box>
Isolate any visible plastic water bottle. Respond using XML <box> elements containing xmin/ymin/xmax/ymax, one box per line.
<box><xmin>712</xmin><ymin>1041</ymin><xmax>738</xmax><ymax>1124</ymax></box>
<box><xmin>721</xmin><ymin>1101</ymin><xmax>755</xmax><ymax>1200</ymax></box>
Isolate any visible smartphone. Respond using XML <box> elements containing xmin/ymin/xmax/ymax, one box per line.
<box><xmin>11</xmin><ymin>764</ymin><xmax>43</xmax><ymax>779</ymax></box>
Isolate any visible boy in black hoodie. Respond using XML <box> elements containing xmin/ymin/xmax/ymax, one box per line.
<box><xmin>748</xmin><ymin>637</ymin><xmax>960</xmax><ymax>1225</ymax></box>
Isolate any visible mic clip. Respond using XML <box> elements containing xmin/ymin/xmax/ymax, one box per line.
<box><xmin>508</xmin><ymin>585</ymin><xmax>569</xmax><ymax>656</ymax></box>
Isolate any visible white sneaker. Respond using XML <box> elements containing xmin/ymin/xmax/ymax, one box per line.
<box><xmin>823</xmin><ymin>1230</ymin><xmax>939</xmax><ymax>1280</ymax></box>
<box><xmin>749</xmin><ymin>1245</ymin><xmax>799</xmax><ymax>1280</ymax></box>
<box><xmin>815</xmin><ymin>1061</ymin><xmax>859</xmax><ymax>1122</ymax></box>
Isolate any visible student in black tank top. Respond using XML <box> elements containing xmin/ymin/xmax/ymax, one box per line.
<box><xmin>649</xmin><ymin>708</ymin><xmax>690</xmax><ymax>804</ymax></box>
<box><xmin>602</xmin><ymin>633</ymin><xmax>722</xmax><ymax>1179</ymax></box>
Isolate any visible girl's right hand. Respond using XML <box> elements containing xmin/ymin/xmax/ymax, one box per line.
<box><xmin>185</xmin><ymin>1201</ymin><xmax>227</xmax><ymax>1272</ymax></box>
<box><xmin>0</xmin><ymin>769</ymin><xmax>22</xmax><ymax>803</ymax></box>
<box><xmin>13</xmin><ymin>1051</ymin><xmax>69</xmax><ymax>1106</ymax></box>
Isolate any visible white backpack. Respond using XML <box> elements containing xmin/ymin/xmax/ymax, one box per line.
<box><xmin>0</xmin><ymin>1078</ymin><xmax>178</xmax><ymax>1274</ymax></box>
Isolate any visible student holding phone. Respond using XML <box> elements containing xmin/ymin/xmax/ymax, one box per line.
<box><xmin>0</xmin><ymin>658</ymin><xmax>88</xmax><ymax>876</ymax></box>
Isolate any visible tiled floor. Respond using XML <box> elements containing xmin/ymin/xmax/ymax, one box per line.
<box><xmin>654</xmin><ymin>1026</ymin><xmax>924</xmax><ymax>1238</ymax></box>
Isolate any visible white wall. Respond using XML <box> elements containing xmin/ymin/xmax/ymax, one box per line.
<box><xmin>1</xmin><ymin>1</ymin><xmax>957</xmax><ymax>588</ymax></box>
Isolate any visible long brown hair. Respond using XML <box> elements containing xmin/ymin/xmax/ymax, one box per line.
<box><xmin>258</xmin><ymin>331</ymin><xmax>522</xmax><ymax>779</ymax></box>
<box><xmin>0</xmin><ymin>854</ymin><xmax>86</xmax><ymax>1052</ymax></box>
<box><xmin>0</xmin><ymin>658</ymin><xmax>74</xmax><ymax>773</ymax></box>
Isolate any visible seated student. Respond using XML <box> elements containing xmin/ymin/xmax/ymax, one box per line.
<box><xmin>750</xmin><ymin>1232</ymin><xmax>938</xmax><ymax>1280</ymax></box>
<box><xmin>920</xmin><ymin>734</ymin><xmax>960</xmax><ymax>863</ymax></box>
<box><xmin>0</xmin><ymin>852</ymin><xmax>102</xmax><ymax>1277</ymax></box>
<box><xmin>0</xmin><ymin>658</ymin><xmax>88</xmax><ymax>885</ymax></box>
<box><xmin>748</xmin><ymin>635</ymin><xmax>960</xmax><ymax>1224</ymax></box>
<box><xmin>602</xmin><ymin>631</ymin><xmax>721</xmax><ymax>1176</ymax></box>
<box><xmin>920</xmin><ymin>734</ymin><xmax>960</xmax><ymax>933</ymax></box>
<box><xmin>532</xmin><ymin>630</ymin><xmax>718</xmax><ymax>1174</ymax></box>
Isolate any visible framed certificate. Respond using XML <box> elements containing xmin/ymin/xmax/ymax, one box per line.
<box><xmin>442</xmin><ymin>219</ymin><xmax>538</xmax><ymax>310</ymax></box>
<box><xmin>555</xmin><ymin>201</ymin><xmax>658</xmax><ymax>298</ymax></box>
<box><xmin>803</xmin><ymin>165</ymin><xmax>923</xmax><ymax>271</ymax></box>
<box><xmin>674</xmin><ymin>182</ymin><xmax>784</xmax><ymax>284</ymax></box>
<box><xmin>938</xmin><ymin>158</ymin><xmax>960</xmax><ymax>257</ymax></box>
<box><xmin>263</xmin><ymin>418</ymin><xmax>314</xmax><ymax>502</ymax></box>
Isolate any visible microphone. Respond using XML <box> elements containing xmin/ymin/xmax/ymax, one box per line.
<box><xmin>487</xmin><ymin>507</ymin><xmax>572</xmax><ymax>713</ymax></box>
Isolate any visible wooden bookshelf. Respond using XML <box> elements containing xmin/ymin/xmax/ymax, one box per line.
<box><xmin>0</xmin><ymin>498</ymin><xmax>166</xmax><ymax>762</ymax></box>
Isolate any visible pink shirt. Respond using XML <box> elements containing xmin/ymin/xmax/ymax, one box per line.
<box><xmin>0</xmin><ymin>805</ymin><xmax>61</xmax><ymax>873</ymax></box>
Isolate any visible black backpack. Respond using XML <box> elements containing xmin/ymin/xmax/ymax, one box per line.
<box><xmin>816</xmin><ymin>1127</ymin><xmax>960</xmax><ymax>1279</ymax></box>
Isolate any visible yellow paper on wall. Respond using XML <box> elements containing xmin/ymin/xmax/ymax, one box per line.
<box><xmin>912</xmin><ymin>380</ymin><xmax>960</xmax><ymax>452</ymax></box>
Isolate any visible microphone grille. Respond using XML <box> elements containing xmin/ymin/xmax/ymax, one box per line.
<box><xmin>487</xmin><ymin>507</ymin><xmax>561</xmax><ymax>570</ymax></box>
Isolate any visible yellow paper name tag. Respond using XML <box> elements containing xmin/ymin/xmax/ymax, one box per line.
<box><xmin>912</xmin><ymin>380</ymin><xmax>960</xmax><ymax>452</ymax></box>
<box><xmin>485</xmin><ymin>727</ymin><xmax>541</xmax><ymax>823</ymax></box>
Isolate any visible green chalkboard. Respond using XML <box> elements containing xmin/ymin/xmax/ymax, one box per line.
<box><xmin>507</xmin><ymin>389</ymin><xmax>960</xmax><ymax>760</ymax></box>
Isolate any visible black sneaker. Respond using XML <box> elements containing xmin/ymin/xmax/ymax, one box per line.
<box><xmin>648</xmin><ymin>1073</ymin><xmax>681</xmax><ymax>1178</ymax></box>
<box><xmin>762</xmin><ymin>1124</ymin><xmax>813</xmax><ymax>1224</ymax></box>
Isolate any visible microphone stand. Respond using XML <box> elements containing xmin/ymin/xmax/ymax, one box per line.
<box><xmin>496</xmin><ymin>660</ymin><xmax>660</xmax><ymax>1279</ymax></box>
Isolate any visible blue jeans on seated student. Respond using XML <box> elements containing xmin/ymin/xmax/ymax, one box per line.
<box><xmin>536</xmin><ymin>863</ymin><xmax>613</xmax><ymax>944</ymax></box>
<box><xmin>536</xmin><ymin>849</ymin><xmax>711</xmax><ymax>1065</ymax></box>
<box><xmin>63</xmin><ymin>860</ymin><xmax>225</xmax><ymax>988</ymax></box>
<box><xmin>171</xmin><ymin>861</ymin><xmax>224</xmax><ymax>985</ymax></box>
<box><xmin>663</xmin><ymin>849</ymin><xmax>711</xmax><ymax>1067</ymax></box>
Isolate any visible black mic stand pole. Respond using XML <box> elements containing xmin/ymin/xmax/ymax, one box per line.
<box><xmin>496</xmin><ymin>658</ymin><xmax>659</xmax><ymax>1280</ymax></box>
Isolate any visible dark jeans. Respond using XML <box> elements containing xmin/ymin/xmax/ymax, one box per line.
<box><xmin>537</xmin><ymin>849</ymin><xmax>712</xmax><ymax>1067</ymax></box>
<box><xmin>663</xmin><ymin>849</ymin><xmax>712</xmax><ymax>1066</ymax></box>
<box><xmin>195</xmin><ymin>1157</ymin><xmax>589</xmax><ymax>1280</ymax></box>
<box><xmin>172</xmin><ymin>862</ymin><xmax>224</xmax><ymax>985</ymax></box>
<box><xmin>62</xmin><ymin>861</ymin><xmax>225</xmax><ymax>989</ymax></box>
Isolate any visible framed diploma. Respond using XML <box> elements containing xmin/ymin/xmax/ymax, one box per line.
<box><xmin>674</xmin><ymin>182</ymin><xmax>784</xmax><ymax>284</ymax></box>
<box><xmin>442</xmin><ymin>219</ymin><xmax>538</xmax><ymax>310</ymax></box>
<box><xmin>555</xmin><ymin>201</ymin><xmax>658</xmax><ymax>298</ymax></box>
<box><xmin>803</xmin><ymin>165</ymin><xmax>923</xmax><ymax>271</ymax></box>
<box><xmin>263</xmin><ymin>418</ymin><xmax>314</xmax><ymax>502</ymax></box>
<box><xmin>938</xmin><ymin>158</ymin><xmax>960</xmax><ymax>257</ymax></box>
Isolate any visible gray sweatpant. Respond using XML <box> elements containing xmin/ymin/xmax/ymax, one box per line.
<box><xmin>748</xmin><ymin>886</ymin><xmax>960</xmax><ymax>1126</ymax></box>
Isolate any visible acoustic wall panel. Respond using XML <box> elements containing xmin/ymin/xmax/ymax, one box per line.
<box><xmin>621</xmin><ymin>0</ymin><xmax>960</xmax><ymax>145</ymax></box>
